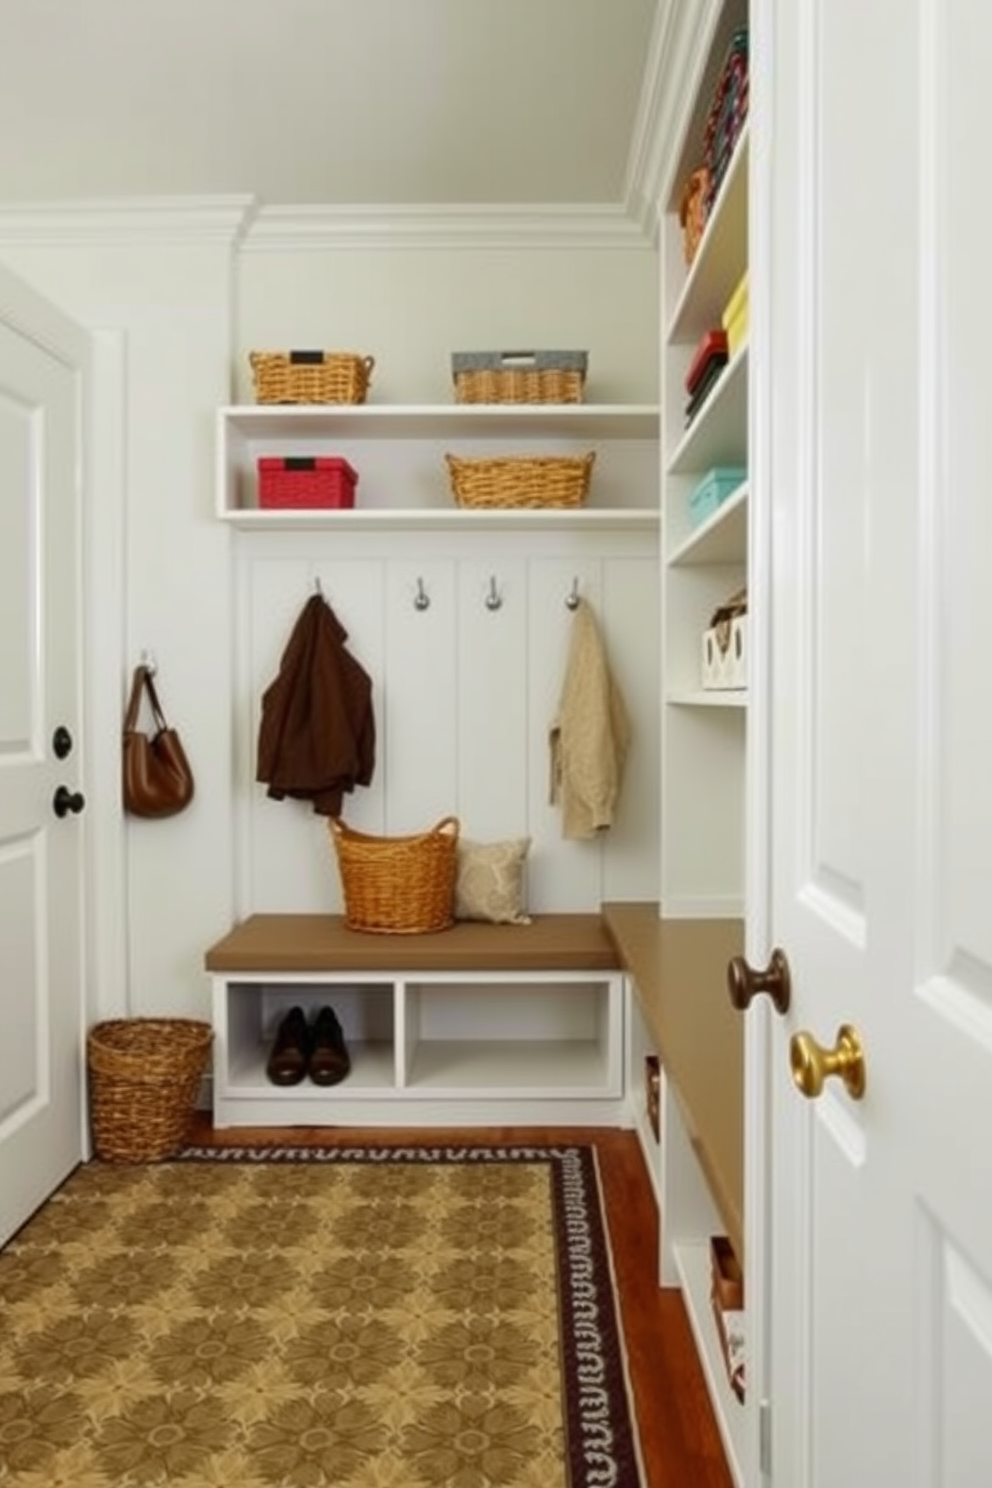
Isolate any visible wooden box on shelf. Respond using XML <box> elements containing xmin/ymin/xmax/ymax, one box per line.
<box><xmin>710</xmin><ymin>1235</ymin><xmax>745</xmax><ymax>1403</ymax></box>
<box><xmin>710</xmin><ymin>1234</ymin><xmax>743</xmax><ymax>1311</ymax></box>
<box><xmin>645</xmin><ymin>1053</ymin><xmax>661</xmax><ymax>1141</ymax></box>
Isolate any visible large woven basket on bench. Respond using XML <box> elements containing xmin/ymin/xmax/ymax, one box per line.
<box><xmin>87</xmin><ymin>1017</ymin><xmax>213</xmax><ymax>1162</ymax></box>
<box><xmin>250</xmin><ymin>350</ymin><xmax>375</xmax><ymax>405</ymax></box>
<box><xmin>329</xmin><ymin>815</ymin><xmax>459</xmax><ymax>934</ymax></box>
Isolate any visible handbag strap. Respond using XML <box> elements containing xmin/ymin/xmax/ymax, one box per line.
<box><xmin>124</xmin><ymin>666</ymin><xmax>169</xmax><ymax>733</ymax></box>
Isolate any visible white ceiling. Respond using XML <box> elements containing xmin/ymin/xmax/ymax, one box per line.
<box><xmin>0</xmin><ymin>0</ymin><xmax>660</xmax><ymax>210</ymax></box>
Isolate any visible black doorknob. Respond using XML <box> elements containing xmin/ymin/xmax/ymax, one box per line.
<box><xmin>53</xmin><ymin>785</ymin><xmax>85</xmax><ymax>818</ymax></box>
<box><xmin>53</xmin><ymin>726</ymin><xmax>73</xmax><ymax>759</ymax></box>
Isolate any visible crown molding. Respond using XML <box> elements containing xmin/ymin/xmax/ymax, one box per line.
<box><xmin>0</xmin><ymin>196</ymin><xmax>258</xmax><ymax>248</ymax></box>
<box><xmin>242</xmin><ymin>202</ymin><xmax>653</xmax><ymax>252</ymax></box>
<box><xmin>0</xmin><ymin>195</ymin><xmax>655</xmax><ymax>253</ymax></box>
<box><xmin>623</xmin><ymin>0</ymin><xmax>726</xmax><ymax>230</ymax></box>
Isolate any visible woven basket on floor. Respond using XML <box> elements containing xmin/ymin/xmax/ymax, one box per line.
<box><xmin>329</xmin><ymin>815</ymin><xmax>459</xmax><ymax>934</ymax></box>
<box><xmin>249</xmin><ymin>350</ymin><xmax>375</xmax><ymax>405</ymax></box>
<box><xmin>445</xmin><ymin>451</ymin><xmax>595</xmax><ymax>509</ymax></box>
<box><xmin>87</xmin><ymin>1018</ymin><xmax>213</xmax><ymax>1162</ymax></box>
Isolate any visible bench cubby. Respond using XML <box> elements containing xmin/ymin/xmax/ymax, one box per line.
<box><xmin>205</xmin><ymin>913</ymin><xmax>625</xmax><ymax>1128</ymax></box>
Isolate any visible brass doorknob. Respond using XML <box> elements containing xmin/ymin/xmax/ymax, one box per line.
<box><xmin>790</xmin><ymin>1024</ymin><xmax>866</xmax><ymax>1101</ymax></box>
<box><xmin>727</xmin><ymin>948</ymin><xmax>791</xmax><ymax>1014</ymax></box>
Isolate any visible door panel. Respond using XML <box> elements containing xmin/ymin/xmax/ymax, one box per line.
<box><xmin>0</xmin><ymin>273</ymin><xmax>88</xmax><ymax>1245</ymax></box>
<box><xmin>761</xmin><ymin>0</ymin><xmax>992</xmax><ymax>1480</ymax></box>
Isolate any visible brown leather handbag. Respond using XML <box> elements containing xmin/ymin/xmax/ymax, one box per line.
<box><xmin>122</xmin><ymin>666</ymin><xmax>194</xmax><ymax>818</ymax></box>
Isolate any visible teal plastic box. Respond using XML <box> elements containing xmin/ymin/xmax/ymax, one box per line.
<box><xmin>688</xmin><ymin>466</ymin><xmax>747</xmax><ymax>528</ymax></box>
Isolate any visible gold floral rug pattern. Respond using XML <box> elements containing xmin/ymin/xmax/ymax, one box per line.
<box><xmin>0</xmin><ymin>1145</ymin><xmax>643</xmax><ymax>1487</ymax></box>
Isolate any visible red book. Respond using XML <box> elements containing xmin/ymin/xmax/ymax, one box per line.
<box><xmin>685</xmin><ymin>328</ymin><xmax>729</xmax><ymax>394</ymax></box>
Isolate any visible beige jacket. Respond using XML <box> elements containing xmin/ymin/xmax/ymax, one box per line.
<box><xmin>549</xmin><ymin>599</ymin><xmax>631</xmax><ymax>839</ymax></box>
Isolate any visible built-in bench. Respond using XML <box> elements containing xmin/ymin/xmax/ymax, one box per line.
<box><xmin>204</xmin><ymin>912</ymin><xmax>626</xmax><ymax>1129</ymax></box>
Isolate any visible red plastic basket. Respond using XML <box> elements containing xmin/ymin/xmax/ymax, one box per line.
<box><xmin>258</xmin><ymin>457</ymin><xmax>358</xmax><ymax>510</ymax></box>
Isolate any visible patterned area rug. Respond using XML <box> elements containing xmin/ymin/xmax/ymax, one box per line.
<box><xmin>0</xmin><ymin>1145</ymin><xmax>644</xmax><ymax>1487</ymax></box>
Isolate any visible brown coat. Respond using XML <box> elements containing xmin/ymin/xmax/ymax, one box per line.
<box><xmin>256</xmin><ymin>594</ymin><xmax>375</xmax><ymax>816</ymax></box>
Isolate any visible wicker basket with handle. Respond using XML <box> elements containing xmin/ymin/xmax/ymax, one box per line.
<box><xmin>445</xmin><ymin>451</ymin><xmax>595</xmax><ymax>510</ymax></box>
<box><xmin>451</xmin><ymin>350</ymin><xmax>587</xmax><ymax>405</ymax></box>
<box><xmin>87</xmin><ymin>1018</ymin><xmax>213</xmax><ymax>1162</ymax></box>
<box><xmin>249</xmin><ymin>350</ymin><xmax>375</xmax><ymax>405</ymax></box>
<box><xmin>329</xmin><ymin>815</ymin><xmax>459</xmax><ymax>934</ymax></box>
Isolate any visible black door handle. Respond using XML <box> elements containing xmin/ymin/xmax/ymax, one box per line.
<box><xmin>53</xmin><ymin>785</ymin><xmax>85</xmax><ymax>818</ymax></box>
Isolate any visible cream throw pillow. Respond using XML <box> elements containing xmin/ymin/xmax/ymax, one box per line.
<box><xmin>455</xmin><ymin>837</ymin><xmax>532</xmax><ymax>924</ymax></box>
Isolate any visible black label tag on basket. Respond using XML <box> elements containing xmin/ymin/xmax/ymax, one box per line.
<box><xmin>284</xmin><ymin>457</ymin><xmax>316</xmax><ymax>471</ymax></box>
<box><xmin>289</xmin><ymin>350</ymin><xmax>325</xmax><ymax>364</ymax></box>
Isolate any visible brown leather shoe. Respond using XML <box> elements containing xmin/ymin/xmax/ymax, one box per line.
<box><xmin>309</xmin><ymin>1006</ymin><xmax>351</xmax><ymax>1086</ymax></box>
<box><xmin>266</xmin><ymin>1006</ymin><xmax>310</xmax><ymax>1086</ymax></box>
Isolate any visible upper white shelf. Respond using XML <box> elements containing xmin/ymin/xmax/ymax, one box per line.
<box><xmin>667</xmin><ymin>126</ymin><xmax>749</xmax><ymax>348</ymax></box>
<box><xmin>667</xmin><ymin>344</ymin><xmax>748</xmax><ymax>476</ymax></box>
<box><xmin>220</xmin><ymin>506</ymin><xmax>660</xmax><ymax>533</ymax></box>
<box><xmin>668</xmin><ymin>482</ymin><xmax>748</xmax><ymax>567</ymax></box>
<box><xmin>219</xmin><ymin>403</ymin><xmax>660</xmax><ymax>441</ymax></box>
<box><xmin>217</xmin><ymin>402</ymin><xmax>660</xmax><ymax>527</ymax></box>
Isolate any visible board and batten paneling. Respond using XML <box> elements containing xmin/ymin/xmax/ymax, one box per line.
<box><xmin>233</xmin><ymin>527</ymin><xmax>659</xmax><ymax>918</ymax></box>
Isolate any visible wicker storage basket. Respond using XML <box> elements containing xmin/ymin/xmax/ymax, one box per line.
<box><xmin>445</xmin><ymin>451</ymin><xmax>595</xmax><ymax>510</ymax></box>
<box><xmin>329</xmin><ymin>815</ymin><xmax>459</xmax><ymax>934</ymax></box>
<box><xmin>452</xmin><ymin>351</ymin><xmax>587</xmax><ymax>405</ymax></box>
<box><xmin>87</xmin><ymin>1018</ymin><xmax>213</xmax><ymax>1162</ymax></box>
<box><xmin>250</xmin><ymin>350</ymin><xmax>375</xmax><ymax>405</ymax></box>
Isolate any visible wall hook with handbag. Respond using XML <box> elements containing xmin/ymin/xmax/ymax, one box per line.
<box><xmin>122</xmin><ymin>665</ymin><xmax>195</xmax><ymax>818</ymax></box>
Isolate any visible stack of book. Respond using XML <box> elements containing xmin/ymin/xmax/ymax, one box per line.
<box><xmin>722</xmin><ymin>270</ymin><xmax>749</xmax><ymax>357</ymax></box>
<box><xmin>684</xmin><ymin>327</ymin><xmax>728</xmax><ymax>427</ymax></box>
<box><xmin>703</xmin><ymin>27</ymin><xmax>750</xmax><ymax>217</ymax></box>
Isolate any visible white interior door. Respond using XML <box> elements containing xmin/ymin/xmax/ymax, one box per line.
<box><xmin>0</xmin><ymin>262</ymin><xmax>89</xmax><ymax>1245</ymax></box>
<box><xmin>759</xmin><ymin>1</ymin><xmax>992</xmax><ymax>1483</ymax></box>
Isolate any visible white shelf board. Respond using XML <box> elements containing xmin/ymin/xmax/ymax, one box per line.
<box><xmin>218</xmin><ymin>506</ymin><xmax>660</xmax><ymax>533</ymax></box>
<box><xmin>668</xmin><ymin>483</ymin><xmax>748</xmax><ymax>567</ymax></box>
<box><xmin>673</xmin><ymin>1239</ymin><xmax>746</xmax><ymax>1488</ymax></box>
<box><xmin>667</xmin><ymin>690</ymin><xmax>748</xmax><ymax>709</ymax></box>
<box><xmin>220</xmin><ymin>403</ymin><xmax>660</xmax><ymax>442</ymax></box>
<box><xmin>667</xmin><ymin>346</ymin><xmax>748</xmax><ymax>476</ymax></box>
<box><xmin>406</xmin><ymin>1038</ymin><xmax>611</xmax><ymax>1094</ymax></box>
<box><xmin>668</xmin><ymin>127</ymin><xmax>750</xmax><ymax>346</ymax></box>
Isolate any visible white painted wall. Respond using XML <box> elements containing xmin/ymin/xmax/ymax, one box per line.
<box><xmin>234</xmin><ymin>527</ymin><xmax>659</xmax><ymax>920</ymax></box>
<box><xmin>236</xmin><ymin>246</ymin><xmax>658</xmax><ymax>405</ymax></box>
<box><xmin>0</xmin><ymin>238</ymin><xmax>237</xmax><ymax>1023</ymax></box>
<box><xmin>1</xmin><ymin>219</ymin><xmax>659</xmax><ymax>1024</ymax></box>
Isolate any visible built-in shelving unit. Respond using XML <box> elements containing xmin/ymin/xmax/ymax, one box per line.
<box><xmin>627</xmin><ymin>0</ymin><xmax>752</xmax><ymax>1482</ymax></box>
<box><xmin>216</xmin><ymin>403</ymin><xmax>660</xmax><ymax>529</ymax></box>
<box><xmin>661</xmin><ymin>1</ymin><xmax>749</xmax><ymax>912</ymax></box>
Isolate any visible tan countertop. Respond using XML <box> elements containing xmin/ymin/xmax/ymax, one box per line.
<box><xmin>204</xmin><ymin>912</ymin><xmax>619</xmax><ymax>974</ymax></box>
<box><xmin>603</xmin><ymin>901</ymin><xmax>745</xmax><ymax>1261</ymax></box>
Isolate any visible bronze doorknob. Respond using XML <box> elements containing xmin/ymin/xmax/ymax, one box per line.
<box><xmin>790</xmin><ymin>1024</ymin><xmax>866</xmax><ymax>1101</ymax></box>
<box><xmin>727</xmin><ymin>947</ymin><xmax>791</xmax><ymax>1014</ymax></box>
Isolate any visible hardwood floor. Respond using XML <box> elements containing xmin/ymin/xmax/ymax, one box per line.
<box><xmin>187</xmin><ymin>1115</ymin><xmax>734</xmax><ymax>1488</ymax></box>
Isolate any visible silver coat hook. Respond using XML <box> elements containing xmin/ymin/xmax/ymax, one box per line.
<box><xmin>140</xmin><ymin>648</ymin><xmax>157</xmax><ymax>676</ymax></box>
<box><xmin>485</xmin><ymin>575</ymin><xmax>503</xmax><ymax>611</ymax></box>
<box><xmin>414</xmin><ymin>576</ymin><xmax>430</xmax><ymax>611</ymax></box>
<box><xmin>566</xmin><ymin>578</ymin><xmax>581</xmax><ymax>611</ymax></box>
